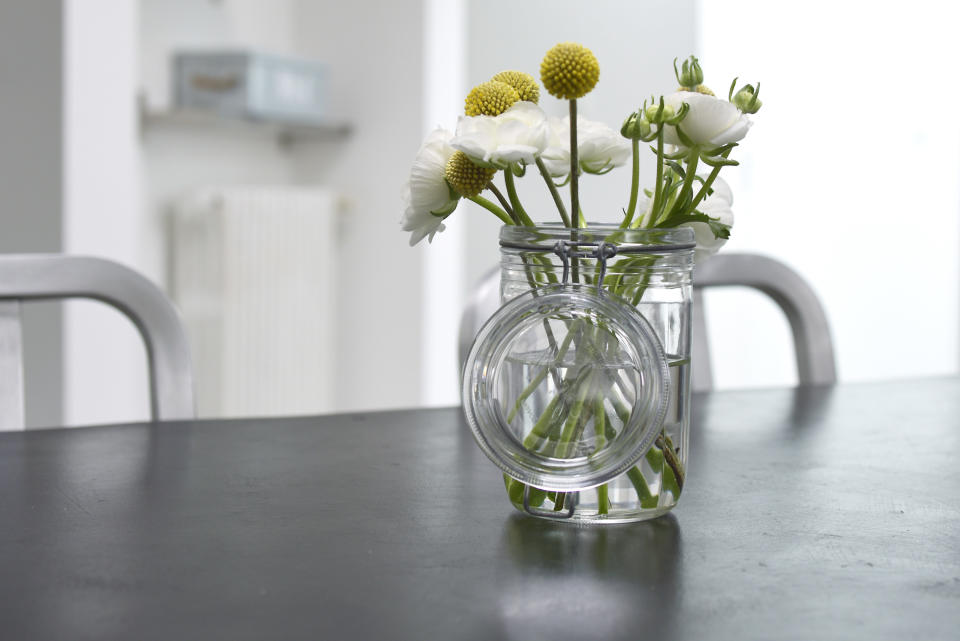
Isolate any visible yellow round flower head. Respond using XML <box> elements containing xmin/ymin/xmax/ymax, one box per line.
<box><xmin>678</xmin><ymin>84</ymin><xmax>716</xmax><ymax>96</ymax></box>
<box><xmin>464</xmin><ymin>81</ymin><xmax>520</xmax><ymax>116</ymax></box>
<box><xmin>540</xmin><ymin>42</ymin><xmax>600</xmax><ymax>100</ymax></box>
<box><xmin>491</xmin><ymin>70</ymin><xmax>540</xmax><ymax>104</ymax></box>
<box><xmin>445</xmin><ymin>151</ymin><xmax>496</xmax><ymax>197</ymax></box>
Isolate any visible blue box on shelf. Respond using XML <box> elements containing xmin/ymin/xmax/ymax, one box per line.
<box><xmin>174</xmin><ymin>51</ymin><xmax>328</xmax><ymax>125</ymax></box>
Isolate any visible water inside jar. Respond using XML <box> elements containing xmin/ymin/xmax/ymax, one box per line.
<box><xmin>495</xmin><ymin>316</ymin><xmax>648</xmax><ymax>462</ymax></box>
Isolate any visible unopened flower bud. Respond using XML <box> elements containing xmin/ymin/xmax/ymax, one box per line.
<box><xmin>620</xmin><ymin>112</ymin><xmax>652</xmax><ymax>139</ymax></box>
<box><xmin>645</xmin><ymin>102</ymin><xmax>675</xmax><ymax>123</ymax></box>
<box><xmin>732</xmin><ymin>83</ymin><xmax>762</xmax><ymax>114</ymax></box>
<box><xmin>674</xmin><ymin>55</ymin><xmax>704</xmax><ymax>89</ymax></box>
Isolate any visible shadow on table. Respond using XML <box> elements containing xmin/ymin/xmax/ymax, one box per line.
<box><xmin>691</xmin><ymin>383</ymin><xmax>836</xmax><ymax>441</ymax></box>
<box><xmin>493</xmin><ymin>513</ymin><xmax>682</xmax><ymax>639</ymax></box>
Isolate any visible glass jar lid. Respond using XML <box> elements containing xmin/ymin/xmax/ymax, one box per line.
<box><xmin>462</xmin><ymin>283</ymin><xmax>670</xmax><ymax>492</ymax></box>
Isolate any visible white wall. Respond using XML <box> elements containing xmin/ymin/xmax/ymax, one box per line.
<box><xmin>420</xmin><ymin>0</ymin><xmax>467</xmax><ymax>407</ymax></box>
<box><xmin>140</xmin><ymin>0</ymin><xmax>298</xmax><ymax>112</ymax></box>
<box><xmin>58</xmin><ymin>0</ymin><xmax>421</xmax><ymax>424</ymax></box>
<box><xmin>698</xmin><ymin>0</ymin><xmax>960</xmax><ymax>388</ymax></box>
<box><xmin>0</xmin><ymin>0</ymin><xmax>64</xmax><ymax>427</ymax></box>
<box><xmin>62</xmin><ymin>0</ymin><xmax>149</xmax><ymax>426</ymax></box>
<box><xmin>139</xmin><ymin>0</ymin><xmax>304</xmax><ymax>287</ymax></box>
<box><xmin>291</xmin><ymin>0</ymin><xmax>426</xmax><ymax>412</ymax></box>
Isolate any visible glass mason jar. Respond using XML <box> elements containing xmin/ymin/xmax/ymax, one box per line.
<box><xmin>462</xmin><ymin>224</ymin><xmax>694</xmax><ymax>524</ymax></box>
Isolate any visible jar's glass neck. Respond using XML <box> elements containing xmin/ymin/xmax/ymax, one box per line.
<box><xmin>499</xmin><ymin>224</ymin><xmax>696</xmax><ymax>252</ymax></box>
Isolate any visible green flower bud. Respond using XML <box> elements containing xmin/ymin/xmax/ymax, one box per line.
<box><xmin>620</xmin><ymin>111</ymin><xmax>652</xmax><ymax>140</ymax></box>
<box><xmin>732</xmin><ymin>82</ymin><xmax>762</xmax><ymax>114</ymax></box>
<box><xmin>674</xmin><ymin>55</ymin><xmax>704</xmax><ymax>89</ymax></box>
<box><xmin>645</xmin><ymin>101</ymin><xmax>675</xmax><ymax>123</ymax></box>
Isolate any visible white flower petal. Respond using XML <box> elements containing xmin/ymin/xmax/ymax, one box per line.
<box><xmin>541</xmin><ymin>115</ymin><xmax>630</xmax><ymax>176</ymax></box>
<box><xmin>400</xmin><ymin>206</ymin><xmax>448</xmax><ymax>246</ymax></box>
<box><xmin>662</xmin><ymin>91</ymin><xmax>751</xmax><ymax>148</ymax></box>
<box><xmin>401</xmin><ymin>127</ymin><xmax>457</xmax><ymax>246</ymax></box>
<box><xmin>450</xmin><ymin>102</ymin><xmax>548</xmax><ymax>168</ymax></box>
<box><xmin>686</xmin><ymin>177</ymin><xmax>734</xmax><ymax>263</ymax></box>
<box><xmin>708</xmin><ymin>116</ymin><xmax>752</xmax><ymax>147</ymax></box>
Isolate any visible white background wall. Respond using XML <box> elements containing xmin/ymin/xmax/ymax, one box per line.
<box><xmin>290</xmin><ymin>0</ymin><xmax>426</xmax><ymax>412</ymax></box>
<box><xmin>62</xmin><ymin>0</ymin><xmax>147</xmax><ymax>426</ymax></box>
<box><xmin>0</xmin><ymin>1</ymin><xmax>64</xmax><ymax>427</ymax></box>
<box><xmin>698</xmin><ymin>0</ymin><xmax>960</xmax><ymax>388</ymax></box>
<box><xmin>141</xmin><ymin>0</ymin><xmax>429</xmax><ymax>417</ymax></box>
<box><xmin>27</xmin><ymin>0</ymin><xmax>428</xmax><ymax>426</ymax></box>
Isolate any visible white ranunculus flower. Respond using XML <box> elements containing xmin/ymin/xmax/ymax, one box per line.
<box><xmin>633</xmin><ymin>177</ymin><xmax>733</xmax><ymax>263</ymax></box>
<box><xmin>540</xmin><ymin>116</ymin><xmax>632</xmax><ymax>177</ymax></box>
<box><xmin>662</xmin><ymin>91</ymin><xmax>752</xmax><ymax>148</ymax></box>
<box><xmin>688</xmin><ymin>176</ymin><xmax>734</xmax><ymax>263</ymax></box>
<box><xmin>400</xmin><ymin>127</ymin><xmax>457</xmax><ymax>246</ymax></box>
<box><xmin>400</xmin><ymin>202</ymin><xmax>448</xmax><ymax>246</ymax></box>
<box><xmin>450</xmin><ymin>101</ymin><xmax>549</xmax><ymax>169</ymax></box>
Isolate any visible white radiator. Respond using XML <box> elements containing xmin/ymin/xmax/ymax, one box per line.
<box><xmin>170</xmin><ymin>186</ymin><xmax>339</xmax><ymax>418</ymax></box>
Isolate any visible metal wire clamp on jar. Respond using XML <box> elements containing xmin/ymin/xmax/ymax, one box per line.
<box><xmin>462</xmin><ymin>225</ymin><xmax>695</xmax><ymax>523</ymax></box>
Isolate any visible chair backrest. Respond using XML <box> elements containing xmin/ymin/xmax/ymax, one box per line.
<box><xmin>457</xmin><ymin>265</ymin><xmax>502</xmax><ymax>372</ymax></box>
<box><xmin>692</xmin><ymin>252</ymin><xmax>836</xmax><ymax>391</ymax></box>
<box><xmin>457</xmin><ymin>253</ymin><xmax>836</xmax><ymax>392</ymax></box>
<box><xmin>0</xmin><ymin>254</ymin><xmax>195</xmax><ymax>429</ymax></box>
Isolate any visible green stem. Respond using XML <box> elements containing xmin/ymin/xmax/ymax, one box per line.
<box><xmin>553</xmin><ymin>377</ymin><xmax>592</xmax><ymax>459</ymax></box>
<box><xmin>687</xmin><ymin>148</ymin><xmax>731</xmax><ymax>212</ymax></box>
<box><xmin>503</xmin><ymin>170</ymin><xmax>535</xmax><ymax>226</ymax></box>
<box><xmin>569</xmin><ymin>99</ymin><xmax>580</xmax><ymax>228</ymax></box>
<box><xmin>594</xmin><ymin>399</ymin><xmax>610</xmax><ymax>515</ymax></box>
<box><xmin>634</xmin><ymin>127</ymin><xmax>665</xmax><ymax>229</ymax></box>
<box><xmin>620</xmin><ymin>138</ymin><xmax>641</xmax><ymax>228</ymax></box>
<box><xmin>658</xmin><ymin>433</ymin><xmax>685</xmax><ymax>490</ymax></box>
<box><xmin>467</xmin><ymin>195</ymin><xmax>513</xmax><ymax>226</ymax></box>
<box><xmin>627</xmin><ymin>466</ymin><xmax>658</xmax><ymax>509</ymax></box>
<box><xmin>521</xmin><ymin>394</ymin><xmax>566</xmax><ymax>451</ymax></box>
<box><xmin>687</xmin><ymin>165</ymin><xmax>719</xmax><ymax>213</ymax></box>
<box><xmin>486</xmin><ymin>181</ymin><xmax>516</xmax><ymax>222</ymax></box>
<box><xmin>535</xmin><ymin>157</ymin><xmax>571</xmax><ymax>228</ymax></box>
<box><xmin>666</xmin><ymin>148</ymin><xmax>699</xmax><ymax>220</ymax></box>
<box><xmin>553</xmin><ymin>398</ymin><xmax>595</xmax><ymax>513</ymax></box>
<box><xmin>506</xmin><ymin>328</ymin><xmax>578</xmax><ymax>423</ymax></box>
<box><xmin>532</xmin><ymin>255</ymin><xmax>560</xmax><ymax>284</ymax></box>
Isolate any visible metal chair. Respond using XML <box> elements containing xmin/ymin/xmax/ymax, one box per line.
<box><xmin>0</xmin><ymin>254</ymin><xmax>195</xmax><ymax>430</ymax></box>
<box><xmin>457</xmin><ymin>253</ymin><xmax>836</xmax><ymax>392</ymax></box>
<box><xmin>457</xmin><ymin>265</ymin><xmax>501</xmax><ymax>371</ymax></box>
<box><xmin>692</xmin><ymin>253</ymin><xmax>836</xmax><ymax>391</ymax></box>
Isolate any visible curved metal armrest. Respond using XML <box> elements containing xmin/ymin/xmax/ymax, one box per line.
<box><xmin>693</xmin><ymin>253</ymin><xmax>837</xmax><ymax>391</ymax></box>
<box><xmin>0</xmin><ymin>254</ymin><xmax>195</xmax><ymax>422</ymax></box>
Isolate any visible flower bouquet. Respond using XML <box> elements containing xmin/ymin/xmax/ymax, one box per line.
<box><xmin>402</xmin><ymin>43</ymin><xmax>761</xmax><ymax>522</ymax></box>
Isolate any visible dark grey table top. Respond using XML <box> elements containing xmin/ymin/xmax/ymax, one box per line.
<box><xmin>2</xmin><ymin>379</ymin><xmax>959</xmax><ymax>640</ymax></box>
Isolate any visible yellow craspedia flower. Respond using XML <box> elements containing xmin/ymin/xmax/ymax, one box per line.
<box><xmin>445</xmin><ymin>152</ymin><xmax>496</xmax><ymax>197</ymax></box>
<box><xmin>678</xmin><ymin>84</ymin><xmax>716</xmax><ymax>96</ymax></box>
<box><xmin>491</xmin><ymin>70</ymin><xmax>540</xmax><ymax>104</ymax></box>
<box><xmin>464</xmin><ymin>81</ymin><xmax>520</xmax><ymax>116</ymax></box>
<box><xmin>540</xmin><ymin>42</ymin><xmax>599</xmax><ymax>100</ymax></box>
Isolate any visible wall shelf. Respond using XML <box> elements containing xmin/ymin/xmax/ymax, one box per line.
<box><xmin>139</xmin><ymin>104</ymin><xmax>353</xmax><ymax>147</ymax></box>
